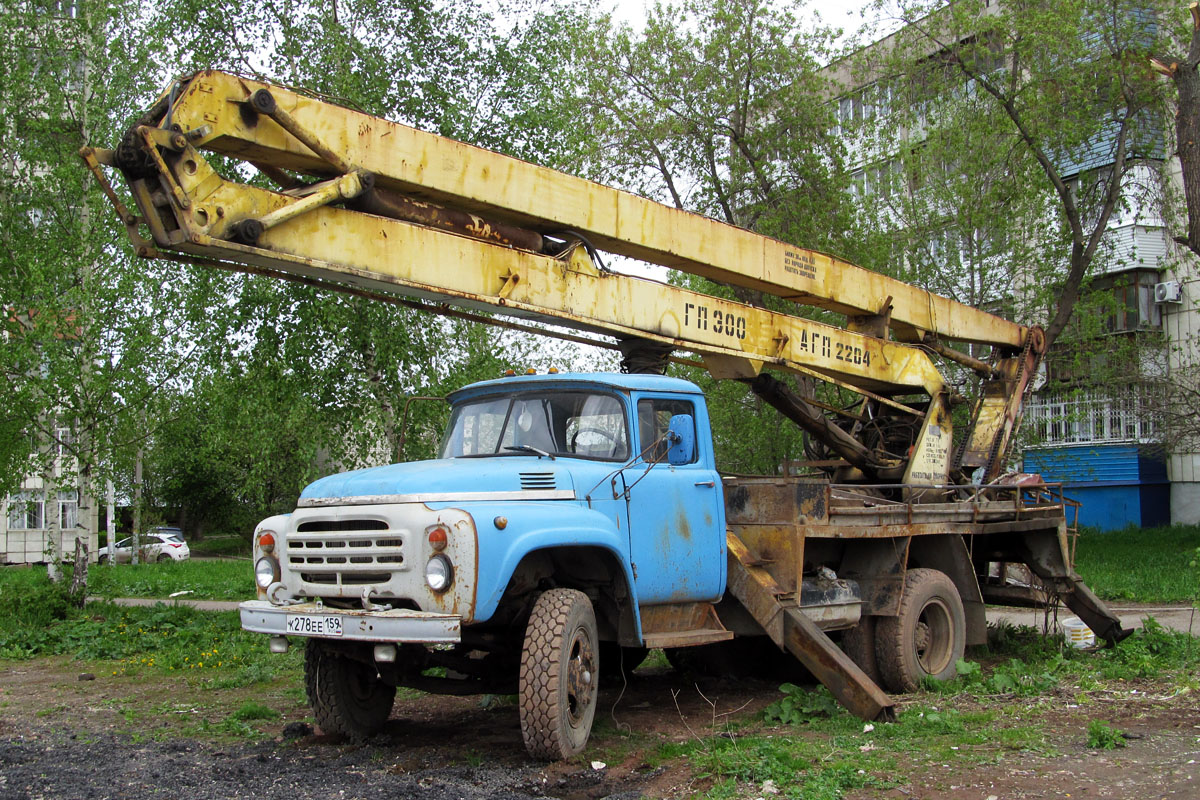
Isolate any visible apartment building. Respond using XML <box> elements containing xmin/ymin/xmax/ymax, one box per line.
<box><xmin>825</xmin><ymin>3</ymin><xmax>1198</xmax><ymax>530</ymax></box>
<box><xmin>1</xmin><ymin>427</ymin><xmax>96</xmax><ymax>565</ymax></box>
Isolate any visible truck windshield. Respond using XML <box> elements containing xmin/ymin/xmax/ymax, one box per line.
<box><xmin>440</xmin><ymin>391</ymin><xmax>630</xmax><ymax>461</ymax></box>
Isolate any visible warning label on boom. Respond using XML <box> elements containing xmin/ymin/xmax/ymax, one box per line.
<box><xmin>783</xmin><ymin>249</ymin><xmax>817</xmax><ymax>280</ymax></box>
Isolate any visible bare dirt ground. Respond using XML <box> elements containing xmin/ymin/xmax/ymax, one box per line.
<box><xmin>2</xmin><ymin>650</ymin><xmax>1199</xmax><ymax>800</ymax></box>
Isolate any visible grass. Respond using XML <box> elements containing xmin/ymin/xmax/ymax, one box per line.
<box><xmin>189</xmin><ymin>535</ymin><xmax>252</xmax><ymax>558</ymax></box>
<box><xmin>1072</xmin><ymin>524</ymin><xmax>1200</xmax><ymax>603</ymax></box>
<box><xmin>655</xmin><ymin>621</ymin><xmax>1200</xmax><ymax>799</ymax></box>
<box><xmin>1086</xmin><ymin>719</ymin><xmax>1126</xmax><ymax>750</ymax></box>
<box><xmin>232</xmin><ymin>701</ymin><xmax>280</xmax><ymax>721</ymax></box>
<box><xmin>0</xmin><ymin>560</ymin><xmax>252</xmax><ymax>602</ymax></box>
<box><xmin>0</xmin><ymin>575</ymin><xmax>298</xmax><ymax>687</ymax></box>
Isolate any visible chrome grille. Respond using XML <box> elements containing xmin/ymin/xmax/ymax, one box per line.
<box><xmin>286</xmin><ymin>519</ymin><xmax>406</xmax><ymax>585</ymax></box>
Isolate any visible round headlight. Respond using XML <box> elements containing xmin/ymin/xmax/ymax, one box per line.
<box><xmin>425</xmin><ymin>554</ymin><xmax>453</xmax><ymax>592</ymax></box>
<box><xmin>255</xmin><ymin>556</ymin><xmax>279</xmax><ymax>589</ymax></box>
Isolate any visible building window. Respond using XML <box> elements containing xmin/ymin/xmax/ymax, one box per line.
<box><xmin>1087</xmin><ymin>270</ymin><xmax>1161</xmax><ymax>333</ymax></box>
<box><xmin>837</xmin><ymin>83</ymin><xmax>890</xmax><ymax>134</ymax></box>
<box><xmin>850</xmin><ymin>169</ymin><xmax>868</xmax><ymax>198</ymax></box>
<box><xmin>31</xmin><ymin>0</ymin><xmax>78</xmax><ymax>18</ymax></box>
<box><xmin>7</xmin><ymin>491</ymin><xmax>45</xmax><ymax>530</ymax></box>
<box><xmin>55</xmin><ymin>426</ymin><xmax>75</xmax><ymax>457</ymax></box>
<box><xmin>870</xmin><ymin>160</ymin><xmax>896</xmax><ymax>200</ymax></box>
<box><xmin>1027</xmin><ymin>388</ymin><xmax>1161</xmax><ymax>446</ymax></box>
<box><xmin>59</xmin><ymin>489</ymin><xmax>78</xmax><ymax>529</ymax></box>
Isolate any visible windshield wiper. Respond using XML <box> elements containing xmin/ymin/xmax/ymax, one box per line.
<box><xmin>504</xmin><ymin>445</ymin><xmax>555</xmax><ymax>460</ymax></box>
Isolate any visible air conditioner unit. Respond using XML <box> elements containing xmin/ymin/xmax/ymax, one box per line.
<box><xmin>1154</xmin><ymin>280</ymin><xmax>1183</xmax><ymax>304</ymax></box>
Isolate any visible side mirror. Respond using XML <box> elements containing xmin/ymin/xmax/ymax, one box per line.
<box><xmin>666</xmin><ymin>414</ymin><xmax>696</xmax><ymax>465</ymax></box>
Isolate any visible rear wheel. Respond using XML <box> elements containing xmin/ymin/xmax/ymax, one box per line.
<box><xmin>599</xmin><ymin>642</ymin><xmax>648</xmax><ymax>680</ymax></box>
<box><xmin>156</xmin><ymin>553</ymin><xmax>171</xmax><ymax>563</ymax></box>
<box><xmin>304</xmin><ymin>640</ymin><xmax>396</xmax><ymax>740</ymax></box>
<box><xmin>841</xmin><ymin>615</ymin><xmax>883</xmax><ymax>685</ymax></box>
<box><xmin>876</xmin><ymin>569</ymin><xmax>965</xmax><ymax>692</ymax></box>
<box><xmin>519</xmin><ymin>588</ymin><xmax>598</xmax><ymax>760</ymax></box>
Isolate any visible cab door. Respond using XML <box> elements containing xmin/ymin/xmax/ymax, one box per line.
<box><xmin>622</xmin><ymin>395</ymin><xmax>725</xmax><ymax>604</ymax></box>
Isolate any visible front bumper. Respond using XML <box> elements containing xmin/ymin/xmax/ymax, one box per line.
<box><xmin>238</xmin><ymin>600</ymin><xmax>462</xmax><ymax>643</ymax></box>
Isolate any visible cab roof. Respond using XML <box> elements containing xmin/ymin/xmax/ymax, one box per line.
<box><xmin>448</xmin><ymin>372</ymin><xmax>701</xmax><ymax>404</ymax></box>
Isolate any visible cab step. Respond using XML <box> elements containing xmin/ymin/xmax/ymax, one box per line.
<box><xmin>639</xmin><ymin>601</ymin><xmax>734</xmax><ymax>649</ymax></box>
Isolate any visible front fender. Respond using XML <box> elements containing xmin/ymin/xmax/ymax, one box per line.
<box><xmin>436</xmin><ymin>500</ymin><xmax>638</xmax><ymax>630</ymax></box>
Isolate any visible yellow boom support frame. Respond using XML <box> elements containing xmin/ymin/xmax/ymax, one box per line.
<box><xmin>82</xmin><ymin>71</ymin><xmax>1045</xmax><ymax>486</ymax></box>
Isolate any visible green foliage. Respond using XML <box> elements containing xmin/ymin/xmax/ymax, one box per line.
<box><xmin>947</xmin><ymin>619</ymin><xmax>1200</xmax><ymax>694</ymax></box>
<box><xmin>198</xmin><ymin>716</ymin><xmax>261</xmax><ymax>740</ymax></box>
<box><xmin>0</xmin><ymin>574</ymin><xmax>72</xmax><ymax>630</ymax></box>
<box><xmin>120</xmin><ymin>0</ymin><xmax>591</xmax><ymax>532</ymax></box>
<box><xmin>5</xmin><ymin>0</ymin><xmax>597</xmax><ymax>552</ymax></box>
<box><xmin>1086</xmin><ymin>719</ymin><xmax>1127</xmax><ymax>750</ymax></box>
<box><xmin>580</xmin><ymin>0</ymin><xmax>858</xmax><ymax>258</ymax></box>
<box><xmin>1098</xmin><ymin>617</ymin><xmax>1199</xmax><ymax>679</ymax></box>
<box><xmin>144</xmin><ymin>363</ymin><xmax>329</xmax><ymax>538</ymax></box>
<box><xmin>763</xmin><ymin>684</ymin><xmax>845</xmax><ymax>725</ymax></box>
<box><xmin>677</xmin><ymin>366</ymin><xmax>808</xmax><ymax>473</ymax></box>
<box><xmin>0</xmin><ymin>0</ymin><xmax>232</xmax><ymax>515</ymax></box>
<box><xmin>231</xmin><ymin>702</ymin><xmax>279</xmax><ymax>722</ymax></box>
<box><xmin>187</xmin><ymin>537</ymin><xmax>250</xmax><ymax>558</ymax></box>
<box><xmin>946</xmin><ymin>657</ymin><xmax>1062</xmax><ymax>697</ymax></box>
<box><xmin>1073</xmin><ymin>525</ymin><xmax>1200</xmax><ymax>603</ymax></box>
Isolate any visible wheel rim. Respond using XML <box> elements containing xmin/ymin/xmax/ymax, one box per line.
<box><xmin>564</xmin><ymin>626</ymin><xmax>596</xmax><ymax>728</ymax></box>
<box><xmin>914</xmin><ymin>598</ymin><xmax>954</xmax><ymax>675</ymax></box>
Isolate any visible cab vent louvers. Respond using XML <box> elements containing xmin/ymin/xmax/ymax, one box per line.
<box><xmin>520</xmin><ymin>472</ymin><xmax>556</xmax><ymax>490</ymax></box>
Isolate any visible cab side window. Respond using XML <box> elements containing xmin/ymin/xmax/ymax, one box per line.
<box><xmin>636</xmin><ymin>398</ymin><xmax>697</xmax><ymax>463</ymax></box>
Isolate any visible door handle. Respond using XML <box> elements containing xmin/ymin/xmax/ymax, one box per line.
<box><xmin>694</xmin><ymin>480</ymin><xmax>715</xmax><ymax>487</ymax></box>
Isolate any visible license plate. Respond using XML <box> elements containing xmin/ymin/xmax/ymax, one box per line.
<box><xmin>285</xmin><ymin>614</ymin><xmax>343</xmax><ymax>637</ymax></box>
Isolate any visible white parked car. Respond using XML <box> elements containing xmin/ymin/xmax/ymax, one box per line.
<box><xmin>98</xmin><ymin>527</ymin><xmax>190</xmax><ymax>564</ymax></box>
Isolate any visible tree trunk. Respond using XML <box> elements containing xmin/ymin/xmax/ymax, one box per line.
<box><xmin>106</xmin><ymin>478</ymin><xmax>115</xmax><ymax>556</ymax></box>
<box><xmin>132</xmin><ymin>446</ymin><xmax>143</xmax><ymax>565</ymax></box>
<box><xmin>1175</xmin><ymin>55</ymin><xmax>1200</xmax><ymax>257</ymax></box>
<box><xmin>43</xmin><ymin>444</ymin><xmax>61</xmax><ymax>582</ymax></box>
<box><xmin>69</xmin><ymin>537</ymin><xmax>88</xmax><ymax>608</ymax></box>
<box><xmin>1152</xmin><ymin>7</ymin><xmax>1200</xmax><ymax>258</ymax></box>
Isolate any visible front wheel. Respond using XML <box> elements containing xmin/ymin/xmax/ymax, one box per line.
<box><xmin>875</xmin><ymin>568</ymin><xmax>965</xmax><ymax>692</ymax></box>
<box><xmin>519</xmin><ymin>588</ymin><xmax>598</xmax><ymax>760</ymax></box>
<box><xmin>304</xmin><ymin>641</ymin><xmax>396</xmax><ymax>740</ymax></box>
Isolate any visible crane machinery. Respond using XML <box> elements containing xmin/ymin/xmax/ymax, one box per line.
<box><xmin>82</xmin><ymin>70</ymin><xmax>1128</xmax><ymax>760</ymax></box>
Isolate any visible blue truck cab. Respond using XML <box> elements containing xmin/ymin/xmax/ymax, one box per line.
<box><xmin>240</xmin><ymin>372</ymin><xmax>728</xmax><ymax>757</ymax></box>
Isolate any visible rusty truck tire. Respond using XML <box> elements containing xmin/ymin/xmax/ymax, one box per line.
<box><xmin>841</xmin><ymin>615</ymin><xmax>883</xmax><ymax>686</ymax></box>
<box><xmin>519</xmin><ymin>588</ymin><xmax>598</xmax><ymax>760</ymax></box>
<box><xmin>876</xmin><ymin>569</ymin><xmax>965</xmax><ymax>693</ymax></box>
<box><xmin>304</xmin><ymin>640</ymin><xmax>395</xmax><ymax>740</ymax></box>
